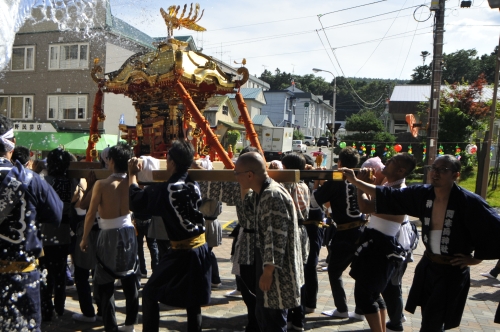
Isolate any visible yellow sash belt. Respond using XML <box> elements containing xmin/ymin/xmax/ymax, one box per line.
<box><xmin>170</xmin><ymin>233</ymin><xmax>206</xmax><ymax>250</ymax></box>
<box><xmin>0</xmin><ymin>259</ymin><xmax>38</xmax><ymax>273</ymax></box>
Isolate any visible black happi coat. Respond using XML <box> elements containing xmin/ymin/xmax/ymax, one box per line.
<box><xmin>375</xmin><ymin>183</ymin><xmax>500</xmax><ymax>329</ymax></box>
<box><xmin>129</xmin><ymin>171</ymin><xmax>211</xmax><ymax>307</ymax></box>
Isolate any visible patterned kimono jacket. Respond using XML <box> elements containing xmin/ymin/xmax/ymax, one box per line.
<box><xmin>375</xmin><ymin>183</ymin><xmax>500</xmax><ymax>329</ymax></box>
<box><xmin>199</xmin><ymin>181</ymin><xmax>256</xmax><ymax>265</ymax></box>
<box><xmin>283</xmin><ymin>181</ymin><xmax>310</xmax><ymax>264</ymax></box>
<box><xmin>251</xmin><ymin>178</ymin><xmax>304</xmax><ymax>309</ymax></box>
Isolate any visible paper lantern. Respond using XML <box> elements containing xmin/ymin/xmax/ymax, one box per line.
<box><xmin>339</xmin><ymin>142</ymin><xmax>346</xmax><ymax>148</ymax></box>
<box><xmin>394</xmin><ymin>144</ymin><xmax>402</xmax><ymax>152</ymax></box>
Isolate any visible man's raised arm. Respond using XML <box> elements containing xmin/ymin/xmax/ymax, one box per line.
<box><xmin>343</xmin><ymin>168</ymin><xmax>377</xmax><ymax>214</ymax></box>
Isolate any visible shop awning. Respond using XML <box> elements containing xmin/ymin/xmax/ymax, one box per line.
<box><xmin>217</xmin><ymin>120</ymin><xmax>246</xmax><ymax>130</ymax></box>
<box><xmin>14</xmin><ymin>131</ymin><xmax>88</xmax><ymax>151</ymax></box>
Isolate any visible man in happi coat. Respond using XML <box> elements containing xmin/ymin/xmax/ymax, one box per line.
<box><xmin>80</xmin><ymin>143</ymin><xmax>139</xmax><ymax>332</ymax></box>
<box><xmin>128</xmin><ymin>140</ymin><xmax>211</xmax><ymax>332</ymax></box>
<box><xmin>198</xmin><ymin>145</ymin><xmax>262</xmax><ymax>331</ymax></box>
<box><xmin>0</xmin><ymin>115</ymin><xmax>63</xmax><ymax>331</ymax></box>
<box><xmin>310</xmin><ymin>147</ymin><xmax>365</xmax><ymax>320</ymax></box>
<box><xmin>352</xmin><ymin>153</ymin><xmax>416</xmax><ymax>332</ymax></box>
<box><xmin>343</xmin><ymin>154</ymin><xmax>500</xmax><ymax>331</ymax></box>
<box><xmin>234</xmin><ymin>152</ymin><xmax>304</xmax><ymax>331</ymax></box>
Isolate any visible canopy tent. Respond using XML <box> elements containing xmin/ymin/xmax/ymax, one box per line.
<box><xmin>63</xmin><ymin>134</ymin><xmax>122</xmax><ymax>153</ymax></box>
<box><xmin>14</xmin><ymin>131</ymin><xmax>87</xmax><ymax>151</ymax></box>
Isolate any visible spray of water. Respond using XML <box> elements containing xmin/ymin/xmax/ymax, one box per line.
<box><xmin>0</xmin><ymin>0</ymin><xmax>103</xmax><ymax>71</ymax></box>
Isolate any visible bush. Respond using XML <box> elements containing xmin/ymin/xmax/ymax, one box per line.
<box><xmin>293</xmin><ymin>130</ymin><xmax>304</xmax><ymax>140</ymax></box>
<box><xmin>226</xmin><ymin>130</ymin><xmax>240</xmax><ymax>150</ymax></box>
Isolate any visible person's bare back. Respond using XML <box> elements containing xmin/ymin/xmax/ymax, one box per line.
<box><xmin>95</xmin><ymin>175</ymin><xmax>130</xmax><ymax>220</ymax></box>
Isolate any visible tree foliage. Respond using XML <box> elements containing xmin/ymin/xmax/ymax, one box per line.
<box><xmin>410</xmin><ymin>47</ymin><xmax>498</xmax><ymax>84</ymax></box>
<box><xmin>258</xmin><ymin>69</ymin><xmax>407</xmax><ymax>118</ymax></box>
<box><xmin>293</xmin><ymin>130</ymin><xmax>304</xmax><ymax>140</ymax></box>
<box><xmin>437</xmin><ymin>74</ymin><xmax>489</xmax><ymax>144</ymax></box>
<box><xmin>345</xmin><ymin>111</ymin><xmax>384</xmax><ymax>133</ymax></box>
<box><xmin>225</xmin><ymin>130</ymin><xmax>240</xmax><ymax>150</ymax></box>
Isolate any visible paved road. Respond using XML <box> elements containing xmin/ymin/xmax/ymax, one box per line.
<box><xmin>43</xmin><ymin>204</ymin><xmax>500</xmax><ymax>331</ymax></box>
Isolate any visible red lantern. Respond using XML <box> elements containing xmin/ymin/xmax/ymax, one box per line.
<box><xmin>394</xmin><ymin>144</ymin><xmax>402</xmax><ymax>152</ymax></box>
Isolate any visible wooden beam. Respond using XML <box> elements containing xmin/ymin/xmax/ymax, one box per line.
<box><xmin>67</xmin><ymin>168</ymin><xmax>349</xmax><ymax>183</ymax></box>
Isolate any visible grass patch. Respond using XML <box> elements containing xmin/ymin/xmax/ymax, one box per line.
<box><xmin>406</xmin><ymin>168</ymin><xmax>500</xmax><ymax>207</ymax></box>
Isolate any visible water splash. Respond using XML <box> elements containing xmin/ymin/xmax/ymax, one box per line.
<box><xmin>0</xmin><ymin>0</ymin><xmax>104</xmax><ymax>71</ymax></box>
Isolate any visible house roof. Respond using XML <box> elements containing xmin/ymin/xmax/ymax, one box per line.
<box><xmin>205</xmin><ymin>96</ymin><xmax>228</xmax><ymax>110</ymax></box>
<box><xmin>390</xmin><ymin>85</ymin><xmax>431</xmax><ymax>102</ymax></box>
<box><xmin>390</xmin><ymin>84</ymin><xmax>499</xmax><ymax>103</ymax></box>
<box><xmin>218</xmin><ymin>120</ymin><xmax>246</xmax><ymax>130</ymax></box>
<box><xmin>227</xmin><ymin>88</ymin><xmax>263</xmax><ymax>99</ymax></box>
<box><xmin>105</xmin><ymin>2</ymin><xmax>155</xmax><ymax>49</ymax></box>
<box><xmin>252</xmin><ymin>115</ymin><xmax>271</xmax><ymax>125</ymax></box>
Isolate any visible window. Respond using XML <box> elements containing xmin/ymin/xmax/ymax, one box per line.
<box><xmin>47</xmin><ymin>95</ymin><xmax>87</xmax><ymax>120</ymax></box>
<box><xmin>11</xmin><ymin>46</ymin><xmax>35</xmax><ymax>71</ymax></box>
<box><xmin>0</xmin><ymin>96</ymin><xmax>33</xmax><ymax>119</ymax></box>
<box><xmin>222</xmin><ymin>105</ymin><xmax>228</xmax><ymax>115</ymax></box>
<box><xmin>49</xmin><ymin>43</ymin><xmax>89</xmax><ymax>70</ymax></box>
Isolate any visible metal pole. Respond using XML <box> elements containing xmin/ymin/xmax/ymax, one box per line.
<box><xmin>479</xmin><ymin>35</ymin><xmax>500</xmax><ymax>198</ymax></box>
<box><xmin>312</xmin><ymin>68</ymin><xmax>337</xmax><ymax>169</ymax></box>
<box><xmin>424</xmin><ymin>0</ymin><xmax>445</xmax><ymax>182</ymax></box>
<box><xmin>331</xmin><ymin>76</ymin><xmax>337</xmax><ymax>169</ymax></box>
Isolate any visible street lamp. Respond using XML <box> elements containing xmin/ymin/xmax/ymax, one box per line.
<box><xmin>312</xmin><ymin>68</ymin><xmax>336</xmax><ymax>169</ymax></box>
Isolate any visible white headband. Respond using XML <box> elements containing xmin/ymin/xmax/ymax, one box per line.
<box><xmin>1</xmin><ymin>129</ymin><xmax>15</xmax><ymax>152</ymax></box>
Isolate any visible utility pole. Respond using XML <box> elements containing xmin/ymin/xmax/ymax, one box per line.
<box><xmin>479</xmin><ymin>36</ymin><xmax>500</xmax><ymax>198</ymax></box>
<box><xmin>424</xmin><ymin>0</ymin><xmax>446</xmax><ymax>183</ymax></box>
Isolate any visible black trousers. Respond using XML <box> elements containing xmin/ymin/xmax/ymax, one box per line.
<box><xmin>98</xmin><ymin>274</ymin><xmax>139</xmax><ymax>331</ymax></box>
<box><xmin>327</xmin><ymin>241</ymin><xmax>356</xmax><ymax>313</ymax></box>
<box><xmin>74</xmin><ymin>264</ymin><xmax>97</xmax><ymax>317</ymax></box>
<box><xmin>382</xmin><ymin>260</ymin><xmax>408</xmax><ymax>330</ymax></box>
<box><xmin>255</xmin><ymin>250</ymin><xmax>287</xmax><ymax>332</ymax></box>
<box><xmin>40</xmin><ymin>244</ymin><xmax>69</xmax><ymax>319</ymax></box>
<box><xmin>142</xmin><ymin>292</ymin><xmax>202</xmax><ymax>332</ymax></box>
<box><xmin>136</xmin><ymin>220</ymin><xmax>159</xmax><ymax>274</ymax></box>
<box><xmin>209</xmin><ymin>247</ymin><xmax>221</xmax><ymax>284</ymax></box>
<box><xmin>239</xmin><ymin>264</ymin><xmax>260</xmax><ymax>331</ymax></box>
<box><xmin>303</xmin><ymin>223</ymin><xmax>324</xmax><ymax>309</ymax></box>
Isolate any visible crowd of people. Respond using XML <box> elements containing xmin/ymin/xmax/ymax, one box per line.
<box><xmin>1</xmin><ymin>112</ymin><xmax>500</xmax><ymax>331</ymax></box>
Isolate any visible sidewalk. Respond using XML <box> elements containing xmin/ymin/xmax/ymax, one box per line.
<box><xmin>42</xmin><ymin>204</ymin><xmax>500</xmax><ymax>331</ymax></box>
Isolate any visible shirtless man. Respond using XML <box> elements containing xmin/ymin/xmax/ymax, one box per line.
<box><xmin>343</xmin><ymin>154</ymin><xmax>500</xmax><ymax>331</ymax></box>
<box><xmin>80</xmin><ymin>143</ymin><xmax>139</xmax><ymax>332</ymax></box>
<box><xmin>353</xmin><ymin>153</ymin><xmax>415</xmax><ymax>332</ymax></box>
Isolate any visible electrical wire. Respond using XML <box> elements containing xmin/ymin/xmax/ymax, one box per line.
<box><xmin>321</xmin><ymin>4</ymin><xmax>424</xmax><ymax>30</ymax></box>
<box><xmin>318</xmin><ymin>16</ymin><xmax>387</xmax><ymax>106</ymax></box>
<box><xmin>354</xmin><ymin>0</ymin><xmax>410</xmax><ymax>75</ymax></box>
<box><xmin>398</xmin><ymin>2</ymin><xmax>427</xmax><ymax>79</ymax></box>
<box><xmin>319</xmin><ymin>0</ymin><xmax>388</xmax><ymax>17</ymax></box>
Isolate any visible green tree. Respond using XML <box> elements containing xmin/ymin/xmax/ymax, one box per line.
<box><xmin>225</xmin><ymin>130</ymin><xmax>240</xmax><ymax>150</ymax></box>
<box><xmin>293</xmin><ymin>130</ymin><xmax>304</xmax><ymax>140</ymax></box>
<box><xmin>345</xmin><ymin>111</ymin><xmax>384</xmax><ymax>133</ymax></box>
<box><xmin>438</xmin><ymin>74</ymin><xmax>489</xmax><ymax>145</ymax></box>
<box><xmin>410</xmin><ymin>47</ymin><xmax>498</xmax><ymax>84</ymax></box>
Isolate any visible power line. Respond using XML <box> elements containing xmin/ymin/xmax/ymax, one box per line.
<box><xmin>398</xmin><ymin>2</ymin><xmax>426</xmax><ymax>79</ymax></box>
<box><xmin>319</xmin><ymin>0</ymin><xmax>387</xmax><ymax>17</ymax></box>
<box><xmin>354</xmin><ymin>0</ymin><xmax>411</xmax><ymax>75</ymax></box>
<box><xmin>321</xmin><ymin>4</ymin><xmax>424</xmax><ymax>31</ymax></box>
<box><xmin>319</xmin><ymin>13</ymin><xmax>391</xmax><ymax>106</ymax></box>
<box><xmin>206</xmin><ymin>0</ymin><xmax>386</xmax><ymax>31</ymax></box>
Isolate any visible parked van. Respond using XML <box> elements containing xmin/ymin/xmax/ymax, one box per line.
<box><xmin>303</xmin><ymin>135</ymin><xmax>315</xmax><ymax>146</ymax></box>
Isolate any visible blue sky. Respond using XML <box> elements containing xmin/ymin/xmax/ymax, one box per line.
<box><xmin>109</xmin><ymin>0</ymin><xmax>500</xmax><ymax>82</ymax></box>
<box><xmin>2</xmin><ymin>0</ymin><xmax>499</xmax><ymax>81</ymax></box>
